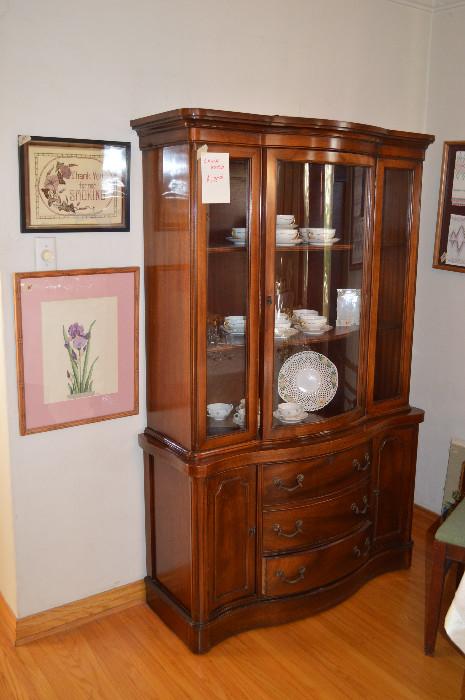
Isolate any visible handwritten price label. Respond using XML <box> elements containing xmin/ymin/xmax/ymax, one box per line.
<box><xmin>201</xmin><ymin>152</ymin><xmax>230</xmax><ymax>203</ymax></box>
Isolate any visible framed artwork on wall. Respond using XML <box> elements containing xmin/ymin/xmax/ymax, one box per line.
<box><xmin>433</xmin><ymin>141</ymin><xmax>465</xmax><ymax>273</ymax></box>
<box><xmin>14</xmin><ymin>267</ymin><xmax>139</xmax><ymax>435</ymax></box>
<box><xmin>18</xmin><ymin>136</ymin><xmax>130</xmax><ymax>232</ymax></box>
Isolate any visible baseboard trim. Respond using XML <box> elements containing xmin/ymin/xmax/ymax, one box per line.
<box><xmin>14</xmin><ymin>579</ymin><xmax>145</xmax><ymax>646</ymax></box>
<box><xmin>0</xmin><ymin>593</ymin><xmax>17</xmax><ymax>643</ymax></box>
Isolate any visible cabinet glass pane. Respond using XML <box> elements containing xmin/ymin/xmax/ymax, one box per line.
<box><xmin>206</xmin><ymin>159</ymin><xmax>249</xmax><ymax>437</ymax></box>
<box><xmin>373</xmin><ymin>168</ymin><xmax>413</xmax><ymax>401</ymax></box>
<box><xmin>272</xmin><ymin>162</ymin><xmax>369</xmax><ymax>428</ymax></box>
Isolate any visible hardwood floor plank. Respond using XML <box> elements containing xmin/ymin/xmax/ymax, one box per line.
<box><xmin>0</xmin><ymin>507</ymin><xmax>463</xmax><ymax>699</ymax></box>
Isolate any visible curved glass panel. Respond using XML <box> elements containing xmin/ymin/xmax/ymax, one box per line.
<box><xmin>373</xmin><ymin>168</ymin><xmax>413</xmax><ymax>401</ymax></box>
<box><xmin>272</xmin><ymin>161</ymin><xmax>370</xmax><ymax>428</ymax></box>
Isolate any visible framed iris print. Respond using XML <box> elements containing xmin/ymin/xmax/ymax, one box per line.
<box><xmin>18</xmin><ymin>136</ymin><xmax>130</xmax><ymax>232</ymax></box>
<box><xmin>14</xmin><ymin>267</ymin><xmax>139</xmax><ymax>434</ymax></box>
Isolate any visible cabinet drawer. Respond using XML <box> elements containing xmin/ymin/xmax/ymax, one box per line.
<box><xmin>262</xmin><ymin>443</ymin><xmax>371</xmax><ymax>506</ymax></box>
<box><xmin>262</xmin><ymin>525</ymin><xmax>371</xmax><ymax>597</ymax></box>
<box><xmin>262</xmin><ymin>482</ymin><xmax>370</xmax><ymax>554</ymax></box>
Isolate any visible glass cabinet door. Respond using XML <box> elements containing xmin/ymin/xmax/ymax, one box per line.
<box><xmin>196</xmin><ymin>146</ymin><xmax>260</xmax><ymax>448</ymax></box>
<box><xmin>263</xmin><ymin>150</ymin><xmax>373</xmax><ymax>435</ymax></box>
<box><xmin>368</xmin><ymin>159</ymin><xmax>421</xmax><ymax>411</ymax></box>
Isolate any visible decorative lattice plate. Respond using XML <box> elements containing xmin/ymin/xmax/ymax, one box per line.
<box><xmin>278</xmin><ymin>351</ymin><xmax>338</xmax><ymax>411</ymax></box>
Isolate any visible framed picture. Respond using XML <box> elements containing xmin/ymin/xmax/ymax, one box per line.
<box><xmin>14</xmin><ymin>267</ymin><xmax>139</xmax><ymax>435</ymax></box>
<box><xmin>433</xmin><ymin>141</ymin><xmax>465</xmax><ymax>273</ymax></box>
<box><xmin>18</xmin><ymin>136</ymin><xmax>130</xmax><ymax>232</ymax></box>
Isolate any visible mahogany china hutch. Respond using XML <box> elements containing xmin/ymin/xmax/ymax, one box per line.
<box><xmin>131</xmin><ymin>108</ymin><xmax>434</xmax><ymax>653</ymax></box>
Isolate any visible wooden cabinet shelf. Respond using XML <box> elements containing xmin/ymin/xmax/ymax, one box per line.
<box><xmin>275</xmin><ymin>243</ymin><xmax>352</xmax><ymax>252</ymax></box>
<box><xmin>132</xmin><ymin>107</ymin><xmax>433</xmax><ymax>653</ymax></box>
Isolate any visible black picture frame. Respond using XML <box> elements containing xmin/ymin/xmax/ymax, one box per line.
<box><xmin>18</xmin><ymin>135</ymin><xmax>130</xmax><ymax>233</ymax></box>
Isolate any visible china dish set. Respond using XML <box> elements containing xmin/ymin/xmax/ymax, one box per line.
<box><xmin>275</xmin><ymin>308</ymin><xmax>332</xmax><ymax>338</ymax></box>
<box><xmin>276</xmin><ymin>216</ymin><xmax>339</xmax><ymax>246</ymax></box>
<box><xmin>226</xmin><ymin>218</ymin><xmax>339</xmax><ymax>247</ymax></box>
<box><xmin>207</xmin><ymin>397</ymin><xmax>247</xmax><ymax>427</ymax></box>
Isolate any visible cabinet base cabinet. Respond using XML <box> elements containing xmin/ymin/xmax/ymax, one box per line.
<box><xmin>141</xmin><ymin>413</ymin><xmax>421</xmax><ymax>653</ymax></box>
<box><xmin>145</xmin><ymin>546</ymin><xmax>411</xmax><ymax>654</ymax></box>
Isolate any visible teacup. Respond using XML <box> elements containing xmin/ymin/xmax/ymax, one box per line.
<box><xmin>276</xmin><ymin>402</ymin><xmax>304</xmax><ymax>419</ymax></box>
<box><xmin>207</xmin><ymin>403</ymin><xmax>233</xmax><ymax>420</ymax></box>
<box><xmin>231</xmin><ymin>228</ymin><xmax>247</xmax><ymax>239</ymax></box>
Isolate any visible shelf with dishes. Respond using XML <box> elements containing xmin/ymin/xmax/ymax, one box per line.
<box><xmin>274</xmin><ymin>324</ymin><xmax>359</xmax><ymax>346</ymax></box>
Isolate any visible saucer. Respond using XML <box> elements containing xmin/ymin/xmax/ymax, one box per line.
<box><xmin>273</xmin><ymin>409</ymin><xmax>307</xmax><ymax>424</ymax></box>
<box><xmin>274</xmin><ymin>328</ymin><xmax>299</xmax><ymax>340</ymax></box>
<box><xmin>300</xmin><ymin>324</ymin><xmax>333</xmax><ymax>336</ymax></box>
<box><xmin>305</xmin><ymin>238</ymin><xmax>341</xmax><ymax>246</ymax></box>
<box><xmin>276</xmin><ymin>240</ymin><xmax>301</xmax><ymax>246</ymax></box>
<box><xmin>225</xmin><ymin>236</ymin><xmax>246</xmax><ymax>246</ymax></box>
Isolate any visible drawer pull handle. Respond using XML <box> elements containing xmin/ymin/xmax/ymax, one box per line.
<box><xmin>353</xmin><ymin>537</ymin><xmax>371</xmax><ymax>558</ymax></box>
<box><xmin>272</xmin><ymin>519</ymin><xmax>303</xmax><ymax>538</ymax></box>
<box><xmin>272</xmin><ymin>473</ymin><xmax>304</xmax><ymax>493</ymax></box>
<box><xmin>276</xmin><ymin>566</ymin><xmax>306</xmax><ymax>584</ymax></box>
<box><xmin>353</xmin><ymin>453</ymin><xmax>371</xmax><ymax>472</ymax></box>
<box><xmin>351</xmin><ymin>495</ymin><xmax>369</xmax><ymax>516</ymax></box>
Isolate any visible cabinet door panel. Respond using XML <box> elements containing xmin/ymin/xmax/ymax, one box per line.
<box><xmin>207</xmin><ymin>466</ymin><xmax>257</xmax><ymax>610</ymax></box>
<box><xmin>196</xmin><ymin>145</ymin><xmax>261</xmax><ymax>450</ymax></box>
<box><xmin>262</xmin><ymin>148</ymin><xmax>374</xmax><ymax>439</ymax></box>
<box><xmin>373</xmin><ymin>427</ymin><xmax>417</xmax><ymax>549</ymax></box>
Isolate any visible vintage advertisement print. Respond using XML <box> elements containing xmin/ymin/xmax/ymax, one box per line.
<box><xmin>14</xmin><ymin>267</ymin><xmax>139</xmax><ymax>434</ymax></box>
<box><xmin>19</xmin><ymin>137</ymin><xmax>130</xmax><ymax>232</ymax></box>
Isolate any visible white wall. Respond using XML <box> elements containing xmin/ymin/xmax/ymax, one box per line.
<box><xmin>0</xmin><ymin>280</ymin><xmax>17</xmax><ymax>614</ymax></box>
<box><xmin>411</xmin><ymin>5</ymin><xmax>465</xmax><ymax>513</ymax></box>
<box><xmin>0</xmin><ymin>0</ymin><xmax>432</xmax><ymax>617</ymax></box>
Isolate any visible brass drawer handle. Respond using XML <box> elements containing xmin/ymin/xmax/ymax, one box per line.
<box><xmin>272</xmin><ymin>519</ymin><xmax>303</xmax><ymax>539</ymax></box>
<box><xmin>351</xmin><ymin>495</ymin><xmax>369</xmax><ymax>516</ymax></box>
<box><xmin>353</xmin><ymin>453</ymin><xmax>371</xmax><ymax>472</ymax></box>
<box><xmin>272</xmin><ymin>473</ymin><xmax>304</xmax><ymax>493</ymax></box>
<box><xmin>353</xmin><ymin>537</ymin><xmax>371</xmax><ymax>558</ymax></box>
<box><xmin>276</xmin><ymin>566</ymin><xmax>306</xmax><ymax>584</ymax></box>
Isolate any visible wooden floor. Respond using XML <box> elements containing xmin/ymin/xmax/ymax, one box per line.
<box><xmin>1</xmin><ymin>507</ymin><xmax>464</xmax><ymax>700</ymax></box>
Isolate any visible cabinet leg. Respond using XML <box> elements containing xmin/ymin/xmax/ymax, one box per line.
<box><xmin>424</xmin><ymin>540</ymin><xmax>447</xmax><ymax>655</ymax></box>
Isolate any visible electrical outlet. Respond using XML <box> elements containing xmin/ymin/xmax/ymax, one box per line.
<box><xmin>35</xmin><ymin>238</ymin><xmax>57</xmax><ymax>271</ymax></box>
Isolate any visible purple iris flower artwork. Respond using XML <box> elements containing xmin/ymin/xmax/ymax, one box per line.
<box><xmin>63</xmin><ymin>321</ymin><xmax>98</xmax><ymax>396</ymax></box>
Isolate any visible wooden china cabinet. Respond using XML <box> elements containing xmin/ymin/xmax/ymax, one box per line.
<box><xmin>131</xmin><ymin>108</ymin><xmax>434</xmax><ymax>653</ymax></box>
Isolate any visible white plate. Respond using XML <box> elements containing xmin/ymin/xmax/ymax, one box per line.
<box><xmin>276</xmin><ymin>240</ymin><xmax>302</xmax><ymax>246</ymax></box>
<box><xmin>300</xmin><ymin>325</ymin><xmax>333</xmax><ymax>336</ymax></box>
<box><xmin>278</xmin><ymin>350</ymin><xmax>338</xmax><ymax>411</ymax></box>
<box><xmin>273</xmin><ymin>410</ymin><xmax>307</xmax><ymax>424</ymax></box>
<box><xmin>305</xmin><ymin>238</ymin><xmax>341</xmax><ymax>246</ymax></box>
<box><xmin>225</xmin><ymin>236</ymin><xmax>246</xmax><ymax>246</ymax></box>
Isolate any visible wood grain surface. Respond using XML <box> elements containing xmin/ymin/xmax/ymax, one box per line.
<box><xmin>14</xmin><ymin>580</ymin><xmax>145</xmax><ymax>646</ymax></box>
<box><xmin>0</xmin><ymin>507</ymin><xmax>463</xmax><ymax>699</ymax></box>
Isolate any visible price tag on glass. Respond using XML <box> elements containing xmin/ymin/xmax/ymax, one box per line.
<box><xmin>200</xmin><ymin>152</ymin><xmax>230</xmax><ymax>203</ymax></box>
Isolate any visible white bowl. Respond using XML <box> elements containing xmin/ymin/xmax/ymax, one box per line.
<box><xmin>207</xmin><ymin>403</ymin><xmax>233</xmax><ymax>420</ymax></box>
<box><xmin>277</xmin><ymin>215</ymin><xmax>295</xmax><ymax>224</ymax></box>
